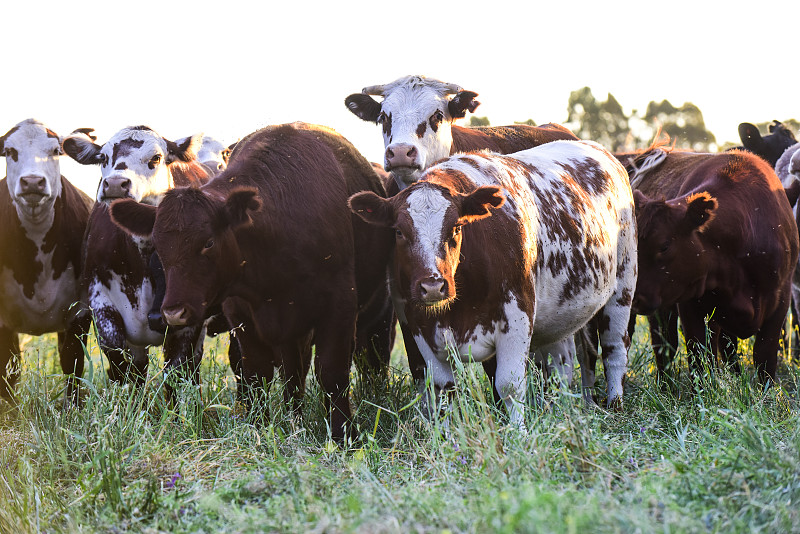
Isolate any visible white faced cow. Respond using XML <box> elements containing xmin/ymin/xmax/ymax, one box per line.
<box><xmin>176</xmin><ymin>134</ymin><xmax>232</xmax><ymax>175</ymax></box>
<box><xmin>345</xmin><ymin>75</ymin><xmax>577</xmax><ymax>190</ymax></box>
<box><xmin>62</xmin><ymin>126</ymin><xmax>211</xmax><ymax>391</ymax></box>
<box><xmin>0</xmin><ymin>119</ymin><xmax>93</xmax><ymax>400</ymax></box>
<box><xmin>349</xmin><ymin>140</ymin><xmax>637</xmax><ymax>425</ymax></box>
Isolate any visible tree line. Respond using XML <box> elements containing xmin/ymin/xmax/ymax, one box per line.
<box><xmin>469</xmin><ymin>87</ymin><xmax>799</xmax><ymax>153</ymax></box>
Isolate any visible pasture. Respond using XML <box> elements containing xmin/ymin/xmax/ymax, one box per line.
<box><xmin>0</xmin><ymin>322</ymin><xmax>798</xmax><ymax>533</ymax></box>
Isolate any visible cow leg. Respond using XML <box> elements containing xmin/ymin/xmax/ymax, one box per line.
<box><xmin>752</xmin><ymin>303</ymin><xmax>789</xmax><ymax>383</ymax></box>
<box><xmin>533</xmin><ymin>337</ymin><xmax>575</xmax><ymax>387</ymax></box>
<box><xmin>575</xmin><ymin>322</ymin><xmax>599</xmax><ymax>400</ymax></box>
<box><xmin>0</xmin><ymin>327</ymin><xmax>20</xmax><ymax>401</ymax></box>
<box><xmin>495</xmin><ymin>324</ymin><xmax>532</xmax><ymax>429</ymax></box>
<box><xmin>649</xmin><ymin>307</ymin><xmax>680</xmax><ymax>377</ymax></box>
<box><xmin>678</xmin><ymin>305</ymin><xmax>711</xmax><ymax>376</ymax></box>
<box><xmin>58</xmin><ymin>311</ymin><xmax>91</xmax><ymax>402</ymax></box>
<box><xmin>480</xmin><ymin>357</ymin><xmax>504</xmax><ymax>410</ymax></box>
<box><xmin>162</xmin><ymin>324</ymin><xmax>206</xmax><ymax>402</ymax></box>
<box><xmin>354</xmin><ymin>287</ymin><xmax>395</xmax><ymax>376</ymax></box>
<box><xmin>93</xmin><ymin>306</ymin><xmax>143</xmax><ymax>384</ymax></box>
<box><xmin>716</xmin><ymin>328</ymin><xmax>741</xmax><ymax>374</ymax></box>
<box><xmin>274</xmin><ymin>334</ymin><xmax>313</xmax><ymax>416</ymax></box>
<box><xmin>597</xmin><ymin>300</ymin><xmax>633</xmax><ymax>409</ymax></box>
<box><xmin>313</xmin><ymin>302</ymin><xmax>357</xmax><ymax>443</ymax></box>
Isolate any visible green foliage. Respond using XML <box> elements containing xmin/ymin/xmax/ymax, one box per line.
<box><xmin>468</xmin><ymin>116</ymin><xmax>491</xmax><ymax>127</ymax></box>
<box><xmin>0</xmin><ymin>326</ymin><xmax>799</xmax><ymax>532</ymax></box>
<box><xmin>564</xmin><ymin>87</ymin><xmax>719</xmax><ymax>152</ymax></box>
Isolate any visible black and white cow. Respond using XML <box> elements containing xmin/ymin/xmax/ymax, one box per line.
<box><xmin>349</xmin><ymin>140</ymin><xmax>637</xmax><ymax>421</ymax></box>
<box><xmin>345</xmin><ymin>74</ymin><xmax>577</xmax><ymax>190</ymax></box>
<box><xmin>176</xmin><ymin>134</ymin><xmax>232</xmax><ymax>175</ymax></box>
<box><xmin>63</xmin><ymin>126</ymin><xmax>212</xmax><ymax>390</ymax></box>
<box><xmin>0</xmin><ymin>119</ymin><xmax>93</xmax><ymax>400</ymax></box>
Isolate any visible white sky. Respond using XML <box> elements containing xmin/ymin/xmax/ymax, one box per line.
<box><xmin>2</xmin><ymin>0</ymin><xmax>797</xmax><ymax>196</ymax></box>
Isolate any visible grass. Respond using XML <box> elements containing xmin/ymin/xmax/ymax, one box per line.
<box><xmin>0</xmin><ymin>319</ymin><xmax>798</xmax><ymax>533</ymax></box>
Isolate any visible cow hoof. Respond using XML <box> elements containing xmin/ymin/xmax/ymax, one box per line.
<box><xmin>148</xmin><ymin>311</ymin><xmax>167</xmax><ymax>333</ymax></box>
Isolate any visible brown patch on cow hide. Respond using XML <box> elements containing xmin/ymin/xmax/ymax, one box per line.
<box><xmin>416</xmin><ymin>121</ymin><xmax>427</xmax><ymax>138</ymax></box>
<box><xmin>382</xmin><ymin>113</ymin><xmax>392</xmax><ymax>140</ymax></box>
<box><xmin>111</xmin><ymin>138</ymin><xmax>144</xmax><ymax>168</ymax></box>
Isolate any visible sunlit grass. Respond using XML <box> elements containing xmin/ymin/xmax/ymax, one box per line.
<box><xmin>0</xmin><ymin>318</ymin><xmax>798</xmax><ymax>533</ymax></box>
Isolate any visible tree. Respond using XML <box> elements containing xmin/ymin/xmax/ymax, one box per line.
<box><xmin>565</xmin><ymin>87</ymin><xmax>632</xmax><ymax>152</ymax></box>
<box><xmin>642</xmin><ymin>100</ymin><xmax>716</xmax><ymax>152</ymax></box>
<box><xmin>468</xmin><ymin>116</ymin><xmax>490</xmax><ymax>127</ymax></box>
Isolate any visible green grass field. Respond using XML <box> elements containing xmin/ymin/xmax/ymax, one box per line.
<box><xmin>1</xmin><ymin>319</ymin><xmax>798</xmax><ymax>533</ymax></box>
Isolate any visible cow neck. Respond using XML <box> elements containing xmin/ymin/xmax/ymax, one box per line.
<box><xmin>14</xmin><ymin>191</ymin><xmax>58</xmax><ymax>244</ymax></box>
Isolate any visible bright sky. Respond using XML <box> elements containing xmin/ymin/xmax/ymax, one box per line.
<box><xmin>2</xmin><ymin>1</ymin><xmax>797</xmax><ymax>196</ymax></box>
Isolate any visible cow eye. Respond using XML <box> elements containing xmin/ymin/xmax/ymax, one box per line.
<box><xmin>658</xmin><ymin>241</ymin><xmax>670</xmax><ymax>254</ymax></box>
<box><xmin>150</xmin><ymin>154</ymin><xmax>162</xmax><ymax>166</ymax></box>
<box><xmin>377</xmin><ymin>112</ymin><xmax>387</xmax><ymax>124</ymax></box>
<box><xmin>395</xmin><ymin>229</ymin><xmax>404</xmax><ymax>240</ymax></box>
<box><xmin>52</xmin><ymin>147</ymin><xmax>61</xmax><ymax>156</ymax></box>
<box><xmin>99</xmin><ymin>153</ymin><xmax>108</xmax><ymax>166</ymax></box>
<box><xmin>431</xmin><ymin>110</ymin><xmax>444</xmax><ymax>126</ymax></box>
<box><xmin>203</xmin><ymin>238</ymin><xmax>215</xmax><ymax>250</ymax></box>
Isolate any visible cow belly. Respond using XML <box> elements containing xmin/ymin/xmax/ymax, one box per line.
<box><xmin>89</xmin><ymin>274</ymin><xmax>163</xmax><ymax>346</ymax></box>
<box><xmin>0</xmin><ymin>263</ymin><xmax>82</xmax><ymax>334</ymax></box>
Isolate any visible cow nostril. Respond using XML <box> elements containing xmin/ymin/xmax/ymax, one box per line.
<box><xmin>121</xmin><ymin>179</ymin><xmax>131</xmax><ymax>191</ymax></box>
<box><xmin>386</xmin><ymin>148</ymin><xmax>395</xmax><ymax>158</ymax></box>
<box><xmin>407</xmin><ymin>147</ymin><xmax>417</xmax><ymax>158</ymax></box>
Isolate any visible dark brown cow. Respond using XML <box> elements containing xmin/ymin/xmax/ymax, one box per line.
<box><xmin>62</xmin><ymin>126</ymin><xmax>213</xmax><ymax>389</ymax></box>
<box><xmin>628</xmin><ymin>147</ymin><xmax>799</xmax><ymax>381</ymax></box>
<box><xmin>0</xmin><ymin>119</ymin><xmax>93</xmax><ymax>400</ymax></box>
<box><xmin>345</xmin><ymin>75</ymin><xmax>577</xmax><ymax>190</ymax></box>
<box><xmin>735</xmin><ymin>120</ymin><xmax>797</xmax><ymax>168</ymax></box>
<box><xmin>109</xmin><ymin>122</ymin><xmax>394</xmax><ymax>441</ymax></box>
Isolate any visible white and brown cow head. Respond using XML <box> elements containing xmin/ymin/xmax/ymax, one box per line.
<box><xmin>345</xmin><ymin>75</ymin><xmax>480</xmax><ymax>188</ymax></box>
<box><xmin>0</xmin><ymin>118</ymin><xmax>64</xmax><ymax>220</ymax></box>
<box><xmin>63</xmin><ymin>126</ymin><xmax>202</xmax><ymax>204</ymax></box>
<box><xmin>349</xmin><ymin>178</ymin><xmax>504</xmax><ymax>313</ymax></box>
<box><xmin>177</xmin><ymin>134</ymin><xmax>231</xmax><ymax>175</ymax></box>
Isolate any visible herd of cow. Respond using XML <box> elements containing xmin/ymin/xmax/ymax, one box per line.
<box><xmin>2</xmin><ymin>75</ymin><xmax>799</xmax><ymax>441</ymax></box>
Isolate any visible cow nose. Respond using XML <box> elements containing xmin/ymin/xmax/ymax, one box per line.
<box><xmin>20</xmin><ymin>175</ymin><xmax>47</xmax><ymax>195</ymax></box>
<box><xmin>419</xmin><ymin>277</ymin><xmax>447</xmax><ymax>301</ymax></box>
<box><xmin>103</xmin><ymin>176</ymin><xmax>132</xmax><ymax>197</ymax></box>
<box><xmin>385</xmin><ymin>143</ymin><xmax>418</xmax><ymax>169</ymax></box>
<box><xmin>162</xmin><ymin>306</ymin><xmax>189</xmax><ymax>326</ymax></box>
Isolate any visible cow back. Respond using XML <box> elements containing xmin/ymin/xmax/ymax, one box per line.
<box><xmin>450</xmin><ymin>123</ymin><xmax>578</xmax><ymax>155</ymax></box>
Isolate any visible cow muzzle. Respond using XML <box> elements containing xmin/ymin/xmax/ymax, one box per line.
<box><xmin>17</xmin><ymin>175</ymin><xmax>50</xmax><ymax>205</ymax></box>
<box><xmin>162</xmin><ymin>305</ymin><xmax>191</xmax><ymax>327</ymax></box>
<box><xmin>385</xmin><ymin>143</ymin><xmax>421</xmax><ymax>173</ymax></box>
<box><xmin>100</xmin><ymin>176</ymin><xmax>133</xmax><ymax>201</ymax></box>
<box><xmin>417</xmin><ymin>277</ymin><xmax>454</xmax><ymax>314</ymax></box>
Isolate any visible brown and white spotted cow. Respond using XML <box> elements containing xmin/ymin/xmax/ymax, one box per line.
<box><xmin>349</xmin><ymin>140</ymin><xmax>637</xmax><ymax>422</ymax></box>
<box><xmin>0</xmin><ymin>119</ymin><xmax>94</xmax><ymax>400</ymax></box>
<box><xmin>109</xmin><ymin>122</ymin><xmax>394</xmax><ymax>441</ymax></box>
<box><xmin>345</xmin><ymin>74</ymin><xmax>577</xmax><ymax>190</ymax></box>
<box><xmin>628</xmin><ymin>147</ymin><xmax>798</xmax><ymax>381</ymax></box>
<box><xmin>62</xmin><ymin>126</ymin><xmax>212</xmax><ymax>389</ymax></box>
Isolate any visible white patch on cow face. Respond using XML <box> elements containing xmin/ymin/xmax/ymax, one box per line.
<box><xmin>379</xmin><ymin>82</ymin><xmax>454</xmax><ymax>184</ymax></box>
<box><xmin>95</xmin><ymin>127</ymin><xmax>173</xmax><ymax>204</ymax></box>
<box><xmin>2</xmin><ymin>119</ymin><xmax>62</xmax><ymax>220</ymax></box>
<box><xmin>196</xmin><ymin>135</ymin><xmax>228</xmax><ymax>173</ymax></box>
<box><xmin>405</xmin><ymin>186</ymin><xmax>451</xmax><ymax>277</ymax></box>
<box><xmin>89</xmin><ymin>273</ymin><xmax>163</xmax><ymax>347</ymax></box>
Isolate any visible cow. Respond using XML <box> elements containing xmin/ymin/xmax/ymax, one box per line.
<box><xmin>349</xmin><ymin>140</ymin><xmax>637</xmax><ymax>423</ymax></box>
<box><xmin>735</xmin><ymin>120</ymin><xmax>796</xmax><ymax>168</ymax></box>
<box><xmin>345</xmin><ymin>74</ymin><xmax>578</xmax><ymax>191</ymax></box>
<box><xmin>774</xmin><ymin>143</ymin><xmax>800</xmax><ymax>353</ymax></box>
<box><xmin>108</xmin><ymin>122</ymin><xmax>395</xmax><ymax>442</ymax></box>
<box><xmin>0</xmin><ymin>119</ymin><xmax>94</xmax><ymax>401</ymax></box>
<box><xmin>176</xmin><ymin>134</ymin><xmax>232</xmax><ymax>175</ymax></box>
<box><xmin>346</xmin><ymin>74</ymin><xmax>581</xmax><ymax>399</ymax></box>
<box><xmin>62</xmin><ymin>126</ymin><xmax>213</xmax><ymax>392</ymax></box>
<box><xmin>629</xmin><ymin>147</ymin><xmax>798</xmax><ymax>382</ymax></box>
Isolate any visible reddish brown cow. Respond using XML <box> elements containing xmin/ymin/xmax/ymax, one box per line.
<box><xmin>629</xmin><ymin>147</ymin><xmax>799</xmax><ymax>380</ymax></box>
<box><xmin>0</xmin><ymin>119</ymin><xmax>93</xmax><ymax>400</ymax></box>
<box><xmin>110</xmin><ymin>122</ymin><xmax>394</xmax><ymax>441</ymax></box>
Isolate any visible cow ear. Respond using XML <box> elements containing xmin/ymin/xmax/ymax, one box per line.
<box><xmin>785</xmin><ymin>181</ymin><xmax>800</xmax><ymax>208</ymax></box>
<box><xmin>63</xmin><ymin>133</ymin><xmax>104</xmax><ymax>165</ymax></box>
<box><xmin>632</xmin><ymin>189</ymin><xmax>651</xmax><ymax>212</ymax></box>
<box><xmin>110</xmin><ymin>198</ymin><xmax>157</xmax><ymax>237</ymax></box>
<box><xmin>684</xmin><ymin>192</ymin><xmax>717</xmax><ymax>232</ymax></box>
<box><xmin>458</xmin><ymin>186</ymin><xmax>505</xmax><ymax>223</ymax></box>
<box><xmin>448</xmin><ymin>91</ymin><xmax>480</xmax><ymax>119</ymax></box>
<box><xmin>166</xmin><ymin>133</ymin><xmax>202</xmax><ymax>164</ymax></box>
<box><xmin>223</xmin><ymin>188</ymin><xmax>262</xmax><ymax>229</ymax></box>
<box><xmin>738</xmin><ymin>123</ymin><xmax>764</xmax><ymax>151</ymax></box>
<box><xmin>345</xmin><ymin>94</ymin><xmax>382</xmax><ymax>123</ymax></box>
<box><xmin>348</xmin><ymin>191</ymin><xmax>394</xmax><ymax>226</ymax></box>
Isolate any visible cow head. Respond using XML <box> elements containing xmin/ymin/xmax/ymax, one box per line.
<box><xmin>178</xmin><ymin>134</ymin><xmax>231</xmax><ymax>174</ymax></box>
<box><xmin>110</xmin><ymin>187</ymin><xmax>260</xmax><ymax>326</ymax></box>
<box><xmin>63</xmin><ymin>126</ymin><xmax>202</xmax><ymax>204</ymax></box>
<box><xmin>632</xmin><ymin>190</ymin><xmax>718</xmax><ymax>314</ymax></box>
<box><xmin>345</xmin><ymin>75</ymin><xmax>480</xmax><ymax>189</ymax></box>
<box><xmin>349</xmin><ymin>179</ymin><xmax>504</xmax><ymax>314</ymax></box>
<box><xmin>0</xmin><ymin>118</ymin><xmax>63</xmax><ymax>219</ymax></box>
<box><xmin>738</xmin><ymin>120</ymin><xmax>797</xmax><ymax>167</ymax></box>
